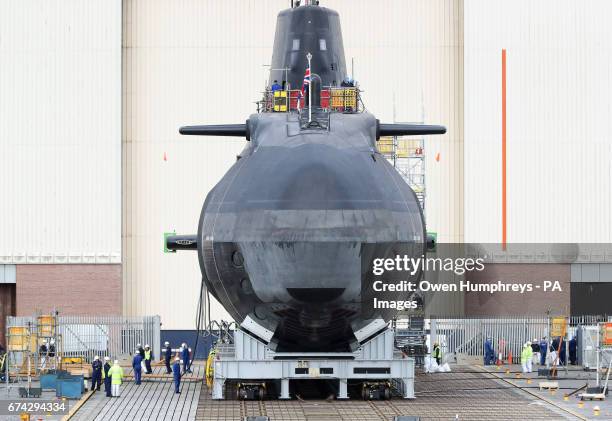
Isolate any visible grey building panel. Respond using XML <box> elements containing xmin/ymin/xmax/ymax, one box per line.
<box><xmin>581</xmin><ymin>264</ymin><xmax>600</xmax><ymax>283</ymax></box>
<box><xmin>570</xmin><ymin>264</ymin><xmax>612</xmax><ymax>283</ymax></box>
<box><xmin>0</xmin><ymin>265</ymin><xmax>16</xmax><ymax>284</ymax></box>
<box><xmin>571</xmin><ymin>264</ymin><xmax>582</xmax><ymax>283</ymax></box>
<box><xmin>599</xmin><ymin>264</ymin><xmax>612</xmax><ymax>282</ymax></box>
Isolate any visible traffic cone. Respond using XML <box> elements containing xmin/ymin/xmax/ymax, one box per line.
<box><xmin>594</xmin><ymin>405</ymin><xmax>600</xmax><ymax>416</ymax></box>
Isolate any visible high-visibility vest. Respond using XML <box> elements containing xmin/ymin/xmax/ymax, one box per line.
<box><xmin>108</xmin><ymin>365</ymin><xmax>124</xmax><ymax>385</ymax></box>
<box><xmin>433</xmin><ymin>346</ymin><xmax>441</xmax><ymax>359</ymax></box>
<box><xmin>145</xmin><ymin>350</ymin><xmax>151</xmax><ymax>361</ymax></box>
<box><xmin>521</xmin><ymin>347</ymin><xmax>531</xmax><ymax>363</ymax></box>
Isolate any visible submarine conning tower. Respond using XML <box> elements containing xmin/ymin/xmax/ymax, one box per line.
<box><xmin>269</xmin><ymin>1</ymin><xmax>347</xmax><ymax>90</ymax></box>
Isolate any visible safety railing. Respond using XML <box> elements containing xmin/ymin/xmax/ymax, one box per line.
<box><xmin>6</xmin><ymin>315</ymin><xmax>161</xmax><ymax>365</ymax></box>
<box><xmin>434</xmin><ymin>315</ymin><xmax>610</xmax><ymax>364</ymax></box>
<box><xmin>258</xmin><ymin>86</ymin><xmax>361</xmax><ymax>113</ymax></box>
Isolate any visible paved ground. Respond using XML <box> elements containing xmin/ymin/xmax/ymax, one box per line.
<box><xmin>482</xmin><ymin>364</ymin><xmax>612</xmax><ymax>421</ymax></box>
<box><xmin>196</xmin><ymin>365</ymin><xmax>581</xmax><ymax>420</ymax></box>
<box><xmin>0</xmin><ymin>378</ymin><xmax>65</xmax><ymax>421</ymax></box>
<box><xmin>71</xmin><ymin>363</ymin><xmax>203</xmax><ymax>421</ymax></box>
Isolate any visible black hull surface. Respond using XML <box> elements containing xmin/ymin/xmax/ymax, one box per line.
<box><xmin>197</xmin><ymin>112</ymin><xmax>425</xmax><ymax>351</ymax></box>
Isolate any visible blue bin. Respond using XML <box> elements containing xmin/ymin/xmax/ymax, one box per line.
<box><xmin>56</xmin><ymin>375</ymin><xmax>84</xmax><ymax>399</ymax></box>
<box><xmin>41</xmin><ymin>369</ymin><xmax>70</xmax><ymax>390</ymax></box>
<box><xmin>40</xmin><ymin>373</ymin><xmax>58</xmax><ymax>390</ymax></box>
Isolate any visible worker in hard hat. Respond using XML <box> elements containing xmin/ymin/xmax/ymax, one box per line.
<box><xmin>136</xmin><ymin>343</ymin><xmax>145</xmax><ymax>371</ymax></box>
<box><xmin>173</xmin><ymin>356</ymin><xmax>182</xmax><ymax>394</ymax></box>
<box><xmin>521</xmin><ymin>342</ymin><xmax>533</xmax><ymax>373</ymax></box>
<box><xmin>39</xmin><ymin>339</ymin><xmax>48</xmax><ymax>370</ymax></box>
<box><xmin>91</xmin><ymin>356</ymin><xmax>103</xmax><ymax>391</ymax></box>
<box><xmin>48</xmin><ymin>338</ymin><xmax>56</xmax><ymax>369</ymax></box>
<box><xmin>432</xmin><ymin>342</ymin><xmax>442</xmax><ymax>366</ymax></box>
<box><xmin>136</xmin><ymin>343</ymin><xmax>145</xmax><ymax>358</ymax></box>
<box><xmin>164</xmin><ymin>341</ymin><xmax>172</xmax><ymax>374</ymax></box>
<box><xmin>539</xmin><ymin>337</ymin><xmax>548</xmax><ymax>366</ymax></box>
<box><xmin>531</xmin><ymin>338</ymin><xmax>540</xmax><ymax>367</ymax></box>
<box><xmin>102</xmin><ymin>356</ymin><xmax>112</xmax><ymax>397</ymax></box>
<box><xmin>132</xmin><ymin>349</ymin><xmax>143</xmax><ymax>385</ymax></box>
<box><xmin>108</xmin><ymin>360</ymin><xmax>124</xmax><ymax>397</ymax></box>
<box><xmin>144</xmin><ymin>344</ymin><xmax>153</xmax><ymax>374</ymax></box>
<box><xmin>181</xmin><ymin>343</ymin><xmax>192</xmax><ymax>374</ymax></box>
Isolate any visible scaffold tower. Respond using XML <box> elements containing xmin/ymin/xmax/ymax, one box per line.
<box><xmin>377</xmin><ymin>132</ymin><xmax>426</xmax><ymax>213</ymax></box>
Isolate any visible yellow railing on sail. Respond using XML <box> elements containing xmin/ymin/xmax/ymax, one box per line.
<box><xmin>376</xmin><ymin>137</ymin><xmax>424</xmax><ymax>158</ymax></box>
<box><xmin>273</xmin><ymin>90</ymin><xmax>288</xmax><ymax>112</ymax></box>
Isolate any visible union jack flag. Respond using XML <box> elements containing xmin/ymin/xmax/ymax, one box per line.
<box><xmin>302</xmin><ymin>67</ymin><xmax>311</xmax><ymax>90</ymax></box>
<box><xmin>299</xmin><ymin>67</ymin><xmax>311</xmax><ymax>109</ymax></box>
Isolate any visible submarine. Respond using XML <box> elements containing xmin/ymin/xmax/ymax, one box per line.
<box><xmin>168</xmin><ymin>0</ymin><xmax>446</xmax><ymax>352</ymax></box>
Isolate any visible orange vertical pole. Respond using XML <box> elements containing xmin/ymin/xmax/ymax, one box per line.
<box><xmin>502</xmin><ymin>49</ymin><xmax>507</xmax><ymax>250</ymax></box>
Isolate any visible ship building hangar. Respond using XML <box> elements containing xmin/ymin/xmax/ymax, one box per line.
<box><xmin>1</xmin><ymin>0</ymin><xmax>611</xmax><ymax>345</ymax></box>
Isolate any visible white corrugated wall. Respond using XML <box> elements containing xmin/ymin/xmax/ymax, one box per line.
<box><xmin>123</xmin><ymin>0</ymin><xmax>463</xmax><ymax>328</ymax></box>
<box><xmin>464</xmin><ymin>0</ymin><xmax>612</xmax><ymax>243</ymax></box>
<box><xmin>0</xmin><ymin>0</ymin><xmax>122</xmax><ymax>264</ymax></box>
<box><xmin>340</xmin><ymin>0</ymin><xmax>464</xmax><ymax>243</ymax></box>
<box><xmin>122</xmin><ymin>0</ymin><xmax>285</xmax><ymax>326</ymax></box>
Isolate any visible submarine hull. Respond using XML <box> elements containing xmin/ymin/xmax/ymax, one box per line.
<box><xmin>197</xmin><ymin>112</ymin><xmax>425</xmax><ymax>351</ymax></box>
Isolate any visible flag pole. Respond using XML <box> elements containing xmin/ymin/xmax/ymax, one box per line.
<box><xmin>307</xmin><ymin>52</ymin><xmax>312</xmax><ymax>123</ymax></box>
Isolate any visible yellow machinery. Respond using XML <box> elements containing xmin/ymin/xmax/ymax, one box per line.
<box><xmin>62</xmin><ymin>356</ymin><xmax>83</xmax><ymax>364</ymax></box>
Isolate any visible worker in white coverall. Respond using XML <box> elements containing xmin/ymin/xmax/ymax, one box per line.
<box><xmin>521</xmin><ymin>342</ymin><xmax>533</xmax><ymax>373</ymax></box>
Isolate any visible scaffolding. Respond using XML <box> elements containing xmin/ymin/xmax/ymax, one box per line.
<box><xmin>377</xmin><ymin>134</ymin><xmax>426</xmax><ymax>212</ymax></box>
<box><xmin>4</xmin><ymin>314</ymin><xmax>161</xmax><ymax>395</ymax></box>
<box><xmin>4</xmin><ymin>312</ymin><xmax>63</xmax><ymax>396</ymax></box>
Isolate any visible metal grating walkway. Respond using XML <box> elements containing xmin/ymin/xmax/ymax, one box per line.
<box><xmin>71</xmin><ymin>364</ymin><xmax>203</xmax><ymax>421</ymax></box>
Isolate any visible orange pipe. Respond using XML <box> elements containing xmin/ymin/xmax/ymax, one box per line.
<box><xmin>502</xmin><ymin>49</ymin><xmax>507</xmax><ymax>250</ymax></box>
